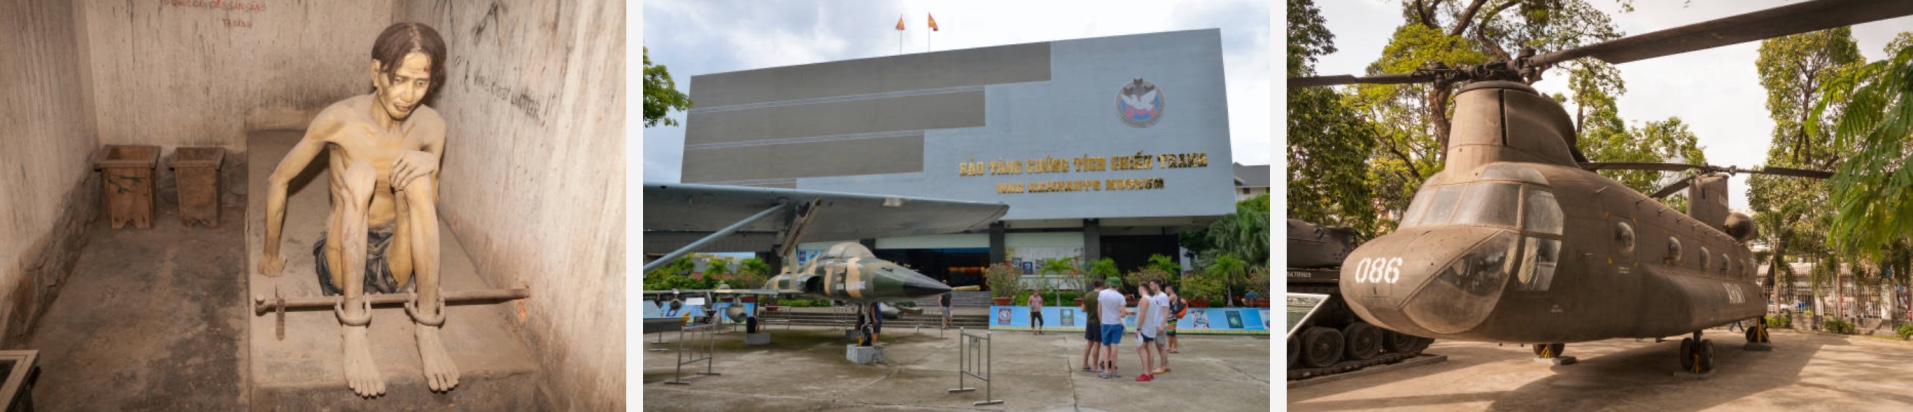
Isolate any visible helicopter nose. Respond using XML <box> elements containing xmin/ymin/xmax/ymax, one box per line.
<box><xmin>1342</xmin><ymin>227</ymin><xmax>1517</xmax><ymax>337</ymax></box>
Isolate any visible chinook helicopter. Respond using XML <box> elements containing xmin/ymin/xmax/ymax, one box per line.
<box><xmin>1289</xmin><ymin>0</ymin><xmax>1911</xmax><ymax>373</ymax></box>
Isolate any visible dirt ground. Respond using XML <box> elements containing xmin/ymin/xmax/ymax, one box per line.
<box><xmin>642</xmin><ymin>326</ymin><xmax>1273</xmax><ymax>411</ymax></box>
<box><xmin>1289</xmin><ymin>328</ymin><xmax>1913</xmax><ymax>411</ymax></box>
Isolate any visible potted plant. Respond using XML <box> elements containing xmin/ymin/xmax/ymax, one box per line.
<box><xmin>1182</xmin><ymin>272</ymin><xmax>1223</xmax><ymax>308</ymax></box>
<box><xmin>985</xmin><ymin>262</ymin><xmax>1024</xmax><ymax>306</ymax></box>
<box><xmin>1040</xmin><ymin>257</ymin><xmax>1082</xmax><ymax>306</ymax></box>
<box><xmin>1123</xmin><ymin>268</ymin><xmax>1171</xmax><ymax>297</ymax></box>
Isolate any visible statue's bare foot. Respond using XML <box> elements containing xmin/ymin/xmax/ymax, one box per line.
<box><xmin>417</xmin><ymin>324</ymin><xmax>460</xmax><ymax>391</ymax></box>
<box><xmin>343</xmin><ymin>325</ymin><xmax>386</xmax><ymax>397</ymax></box>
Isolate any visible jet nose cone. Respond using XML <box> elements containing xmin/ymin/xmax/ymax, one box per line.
<box><xmin>898</xmin><ymin>271</ymin><xmax>952</xmax><ymax>298</ymax></box>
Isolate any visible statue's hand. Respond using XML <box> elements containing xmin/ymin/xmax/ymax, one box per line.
<box><xmin>391</xmin><ymin>151</ymin><xmax>439</xmax><ymax>190</ymax></box>
<box><xmin>260</xmin><ymin>253</ymin><xmax>286</xmax><ymax>276</ymax></box>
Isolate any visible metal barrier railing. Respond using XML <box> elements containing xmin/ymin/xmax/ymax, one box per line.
<box><xmin>947</xmin><ymin>327</ymin><xmax>1003</xmax><ymax>405</ymax></box>
<box><xmin>664</xmin><ymin>322</ymin><xmax>720</xmax><ymax>385</ymax></box>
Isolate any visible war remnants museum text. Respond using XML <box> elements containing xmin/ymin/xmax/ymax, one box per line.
<box><xmin>959</xmin><ymin>151</ymin><xmax>1210</xmax><ymax>194</ymax></box>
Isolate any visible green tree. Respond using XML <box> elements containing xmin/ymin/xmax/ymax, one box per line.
<box><xmin>644</xmin><ymin>47</ymin><xmax>693</xmax><ymax>127</ymax></box>
<box><xmin>1288</xmin><ymin>0</ymin><xmax>1382</xmax><ymax>235</ymax></box>
<box><xmin>1205</xmin><ymin>253</ymin><xmax>1248</xmax><ymax>307</ymax></box>
<box><xmin>1208</xmin><ymin>194</ymin><xmax>1271</xmax><ymax>272</ymax></box>
<box><xmin>1316</xmin><ymin>0</ymin><xmax>1629</xmax><ymax>233</ymax></box>
<box><xmin>1815</xmin><ymin>32</ymin><xmax>1913</xmax><ymax>259</ymax></box>
<box><xmin>1751</xmin><ymin>28</ymin><xmax>1862</xmax><ymax>304</ymax></box>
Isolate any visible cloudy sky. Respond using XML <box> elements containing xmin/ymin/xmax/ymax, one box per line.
<box><xmin>640</xmin><ymin>0</ymin><xmax>1271</xmax><ymax>183</ymax></box>
<box><xmin>1314</xmin><ymin>1</ymin><xmax>1913</xmax><ymax>211</ymax></box>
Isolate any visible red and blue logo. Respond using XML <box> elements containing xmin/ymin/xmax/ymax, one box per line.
<box><xmin>1117</xmin><ymin>77</ymin><xmax>1163</xmax><ymax>128</ymax></box>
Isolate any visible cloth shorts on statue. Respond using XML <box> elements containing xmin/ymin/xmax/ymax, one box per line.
<box><xmin>313</xmin><ymin>223</ymin><xmax>409</xmax><ymax>296</ymax></box>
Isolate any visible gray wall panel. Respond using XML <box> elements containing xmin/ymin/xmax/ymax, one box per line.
<box><xmin>797</xmin><ymin>30</ymin><xmax>1237</xmax><ymax>221</ymax></box>
<box><xmin>685</xmin><ymin>91</ymin><xmax>984</xmax><ymax>145</ymax></box>
<box><xmin>690</xmin><ymin>43</ymin><xmax>1050</xmax><ymax>108</ymax></box>
<box><xmin>683</xmin><ymin>134</ymin><xmax>925</xmax><ymax>183</ymax></box>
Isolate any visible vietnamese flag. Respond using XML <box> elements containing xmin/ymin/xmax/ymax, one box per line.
<box><xmin>896</xmin><ymin>16</ymin><xmax>905</xmax><ymax>31</ymax></box>
<box><xmin>929</xmin><ymin>14</ymin><xmax>939</xmax><ymax>31</ymax></box>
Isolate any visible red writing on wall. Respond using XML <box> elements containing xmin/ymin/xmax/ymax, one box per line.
<box><xmin>163</xmin><ymin>0</ymin><xmax>267</xmax><ymax>13</ymax></box>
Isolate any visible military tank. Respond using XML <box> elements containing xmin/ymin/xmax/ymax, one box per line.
<box><xmin>1287</xmin><ymin>219</ymin><xmax>1434</xmax><ymax>380</ymax></box>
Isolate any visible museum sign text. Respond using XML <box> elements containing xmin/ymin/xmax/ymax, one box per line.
<box><xmin>957</xmin><ymin>151</ymin><xmax>1209</xmax><ymax>194</ymax></box>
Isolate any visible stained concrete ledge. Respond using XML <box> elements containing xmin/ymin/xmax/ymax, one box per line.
<box><xmin>245</xmin><ymin>131</ymin><xmax>540</xmax><ymax>410</ymax></box>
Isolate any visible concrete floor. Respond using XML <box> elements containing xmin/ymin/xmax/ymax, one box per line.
<box><xmin>1289</xmin><ymin>329</ymin><xmax>1913</xmax><ymax>411</ymax></box>
<box><xmin>642</xmin><ymin>326</ymin><xmax>1272</xmax><ymax>411</ymax></box>
<box><xmin>28</xmin><ymin>198</ymin><xmax>250</xmax><ymax>410</ymax></box>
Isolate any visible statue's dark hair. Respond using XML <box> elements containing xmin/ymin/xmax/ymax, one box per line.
<box><xmin>372</xmin><ymin>22</ymin><xmax>448</xmax><ymax>95</ymax></box>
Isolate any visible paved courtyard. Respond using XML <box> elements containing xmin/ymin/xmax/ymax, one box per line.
<box><xmin>1290</xmin><ymin>329</ymin><xmax>1913</xmax><ymax>411</ymax></box>
<box><xmin>642</xmin><ymin>325</ymin><xmax>1272</xmax><ymax>411</ymax></box>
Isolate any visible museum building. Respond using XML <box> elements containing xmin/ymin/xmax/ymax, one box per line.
<box><xmin>679</xmin><ymin>29</ymin><xmax>1238</xmax><ymax>286</ymax></box>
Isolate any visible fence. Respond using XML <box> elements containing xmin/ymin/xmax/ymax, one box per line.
<box><xmin>665</xmin><ymin>322</ymin><xmax>721</xmax><ymax>385</ymax></box>
<box><xmin>947</xmin><ymin>327</ymin><xmax>1003</xmax><ymax>406</ymax></box>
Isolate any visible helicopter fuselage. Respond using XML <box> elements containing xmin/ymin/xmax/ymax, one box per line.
<box><xmin>1339</xmin><ymin>81</ymin><xmax>1764</xmax><ymax>344</ymax></box>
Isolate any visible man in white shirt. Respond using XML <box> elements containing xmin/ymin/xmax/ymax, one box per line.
<box><xmin>1133</xmin><ymin>282</ymin><xmax>1158</xmax><ymax>382</ymax></box>
<box><xmin>1148</xmin><ymin>280</ymin><xmax>1172</xmax><ymax>375</ymax></box>
<box><xmin>1097</xmin><ymin>280</ymin><xmax>1129</xmax><ymax>379</ymax></box>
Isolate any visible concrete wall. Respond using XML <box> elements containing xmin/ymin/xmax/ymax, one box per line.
<box><xmin>0</xmin><ymin>0</ymin><xmax>101</xmax><ymax>345</ymax></box>
<box><xmin>391</xmin><ymin>1</ymin><xmax>625</xmax><ymax>410</ymax></box>
<box><xmin>77</xmin><ymin>0</ymin><xmax>393</xmax><ymax>151</ymax></box>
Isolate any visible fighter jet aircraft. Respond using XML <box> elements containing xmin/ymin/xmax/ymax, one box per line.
<box><xmin>642</xmin><ymin>183</ymin><xmax>1007</xmax><ymax>341</ymax></box>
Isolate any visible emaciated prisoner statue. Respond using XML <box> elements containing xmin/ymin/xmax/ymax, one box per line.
<box><xmin>259</xmin><ymin>22</ymin><xmax>457</xmax><ymax>397</ymax></box>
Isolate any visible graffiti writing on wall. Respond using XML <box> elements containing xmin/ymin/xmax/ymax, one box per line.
<box><xmin>163</xmin><ymin>0</ymin><xmax>267</xmax><ymax>29</ymax></box>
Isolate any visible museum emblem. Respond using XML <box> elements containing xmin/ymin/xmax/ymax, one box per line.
<box><xmin>1117</xmin><ymin>77</ymin><xmax>1163</xmax><ymax>128</ymax></box>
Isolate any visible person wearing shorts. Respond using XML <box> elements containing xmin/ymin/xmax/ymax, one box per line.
<box><xmin>940</xmin><ymin>284</ymin><xmax>953</xmax><ymax>330</ymax></box>
<box><xmin>1166</xmin><ymin>285</ymin><xmax>1187</xmax><ymax>353</ymax></box>
<box><xmin>1029</xmin><ymin>292</ymin><xmax>1045</xmax><ymax>335</ymax></box>
<box><xmin>1098</xmin><ymin>281</ymin><xmax>1128</xmax><ymax>379</ymax></box>
<box><xmin>1133</xmin><ymin>282</ymin><xmax>1160</xmax><ymax>382</ymax></box>
<box><xmin>1082</xmin><ymin>280</ymin><xmax>1104</xmax><ymax>373</ymax></box>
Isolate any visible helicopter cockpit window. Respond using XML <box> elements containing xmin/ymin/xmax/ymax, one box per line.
<box><xmin>1415</xmin><ymin>185</ymin><xmax>1469</xmax><ymax>227</ymax></box>
<box><xmin>1480</xmin><ymin>163</ymin><xmax>1548</xmax><ymax>185</ymax></box>
<box><xmin>1400</xmin><ymin>189</ymin><xmax>1435</xmax><ymax>228</ymax></box>
<box><xmin>1452</xmin><ymin>183</ymin><xmax>1522</xmax><ymax>228</ymax></box>
<box><xmin>1524</xmin><ymin>190</ymin><xmax>1564</xmax><ymax>235</ymax></box>
<box><xmin>1515</xmin><ymin>237</ymin><xmax>1562</xmax><ymax>292</ymax></box>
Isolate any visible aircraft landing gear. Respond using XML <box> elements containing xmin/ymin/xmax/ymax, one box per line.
<box><xmin>1531</xmin><ymin>342</ymin><xmax>1575</xmax><ymax>365</ymax></box>
<box><xmin>1679</xmin><ymin>331</ymin><xmax>1714</xmax><ymax>374</ymax></box>
<box><xmin>1532</xmin><ymin>343</ymin><xmax>1565</xmax><ymax>358</ymax></box>
<box><xmin>1744</xmin><ymin>316</ymin><xmax>1774</xmax><ymax>351</ymax></box>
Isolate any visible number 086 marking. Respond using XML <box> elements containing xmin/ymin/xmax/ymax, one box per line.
<box><xmin>1353</xmin><ymin>257</ymin><xmax>1404</xmax><ymax>284</ymax></box>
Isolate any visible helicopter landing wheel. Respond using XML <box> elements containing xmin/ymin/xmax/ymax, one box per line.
<box><xmin>1679</xmin><ymin>337</ymin><xmax>1715</xmax><ymax>373</ymax></box>
<box><xmin>1746</xmin><ymin>316</ymin><xmax>1771</xmax><ymax>344</ymax></box>
<box><xmin>1343</xmin><ymin>323</ymin><xmax>1383</xmax><ymax>361</ymax></box>
<box><xmin>1531</xmin><ymin>343</ymin><xmax>1565</xmax><ymax>358</ymax></box>
<box><xmin>1300</xmin><ymin>327</ymin><xmax>1346</xmax><ymax>368</ymax></box>
<box><xmin>1679</xmin><ymin>338</ymin><xmax>1696</xmax><ymax>372</ymax></box>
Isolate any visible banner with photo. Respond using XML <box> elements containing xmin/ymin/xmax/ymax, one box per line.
<box><xmin>988</xmin><ymin>305</ymin><xmax>1269</xmax><ymax>335</ymax></box>
<box><xmin>641</xmin><ymin>300</ymin><xmax>755</xmax><ymax>325</ymax></box>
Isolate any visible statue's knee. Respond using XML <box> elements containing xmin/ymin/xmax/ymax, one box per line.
<box><xmin>403</xmin><ymin>178</ymin><xmax>435</xmax><ymax>203</ymax></box>
<box><xmin>344</xmin><ymin>162</ymin><xmax>377</xmax><ymax>200</ymax></box>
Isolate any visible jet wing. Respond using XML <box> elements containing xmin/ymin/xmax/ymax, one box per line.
<box><xmin>644</xmin><ymin>183</ymin><xmax>1010</xmax><ymax>253</ymax></box>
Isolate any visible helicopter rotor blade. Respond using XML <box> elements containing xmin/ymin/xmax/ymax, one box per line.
<box><xmin>1651</xmin><ymin>176</ymin><xmax>1697</xmax><ymax>199</ymax></box>
<box><xmin>1288</xmin><ymin>73</ymin><xmax>1431</xmax><ymax>88</ymax></box>
<box><xmin>1533</xmin><ymin>0</ymin><xmax>1913</xmax><ymax>67</ymax></box>
<box><xmin>1729</xmin><ymin>166</ymin><xmax>1837</xmax><ymax>179</ymax></box>
<box><xmin>1578</xmin><ymin>162</ymin><xmax>1701</xmax><ymax>172</ymax></box>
